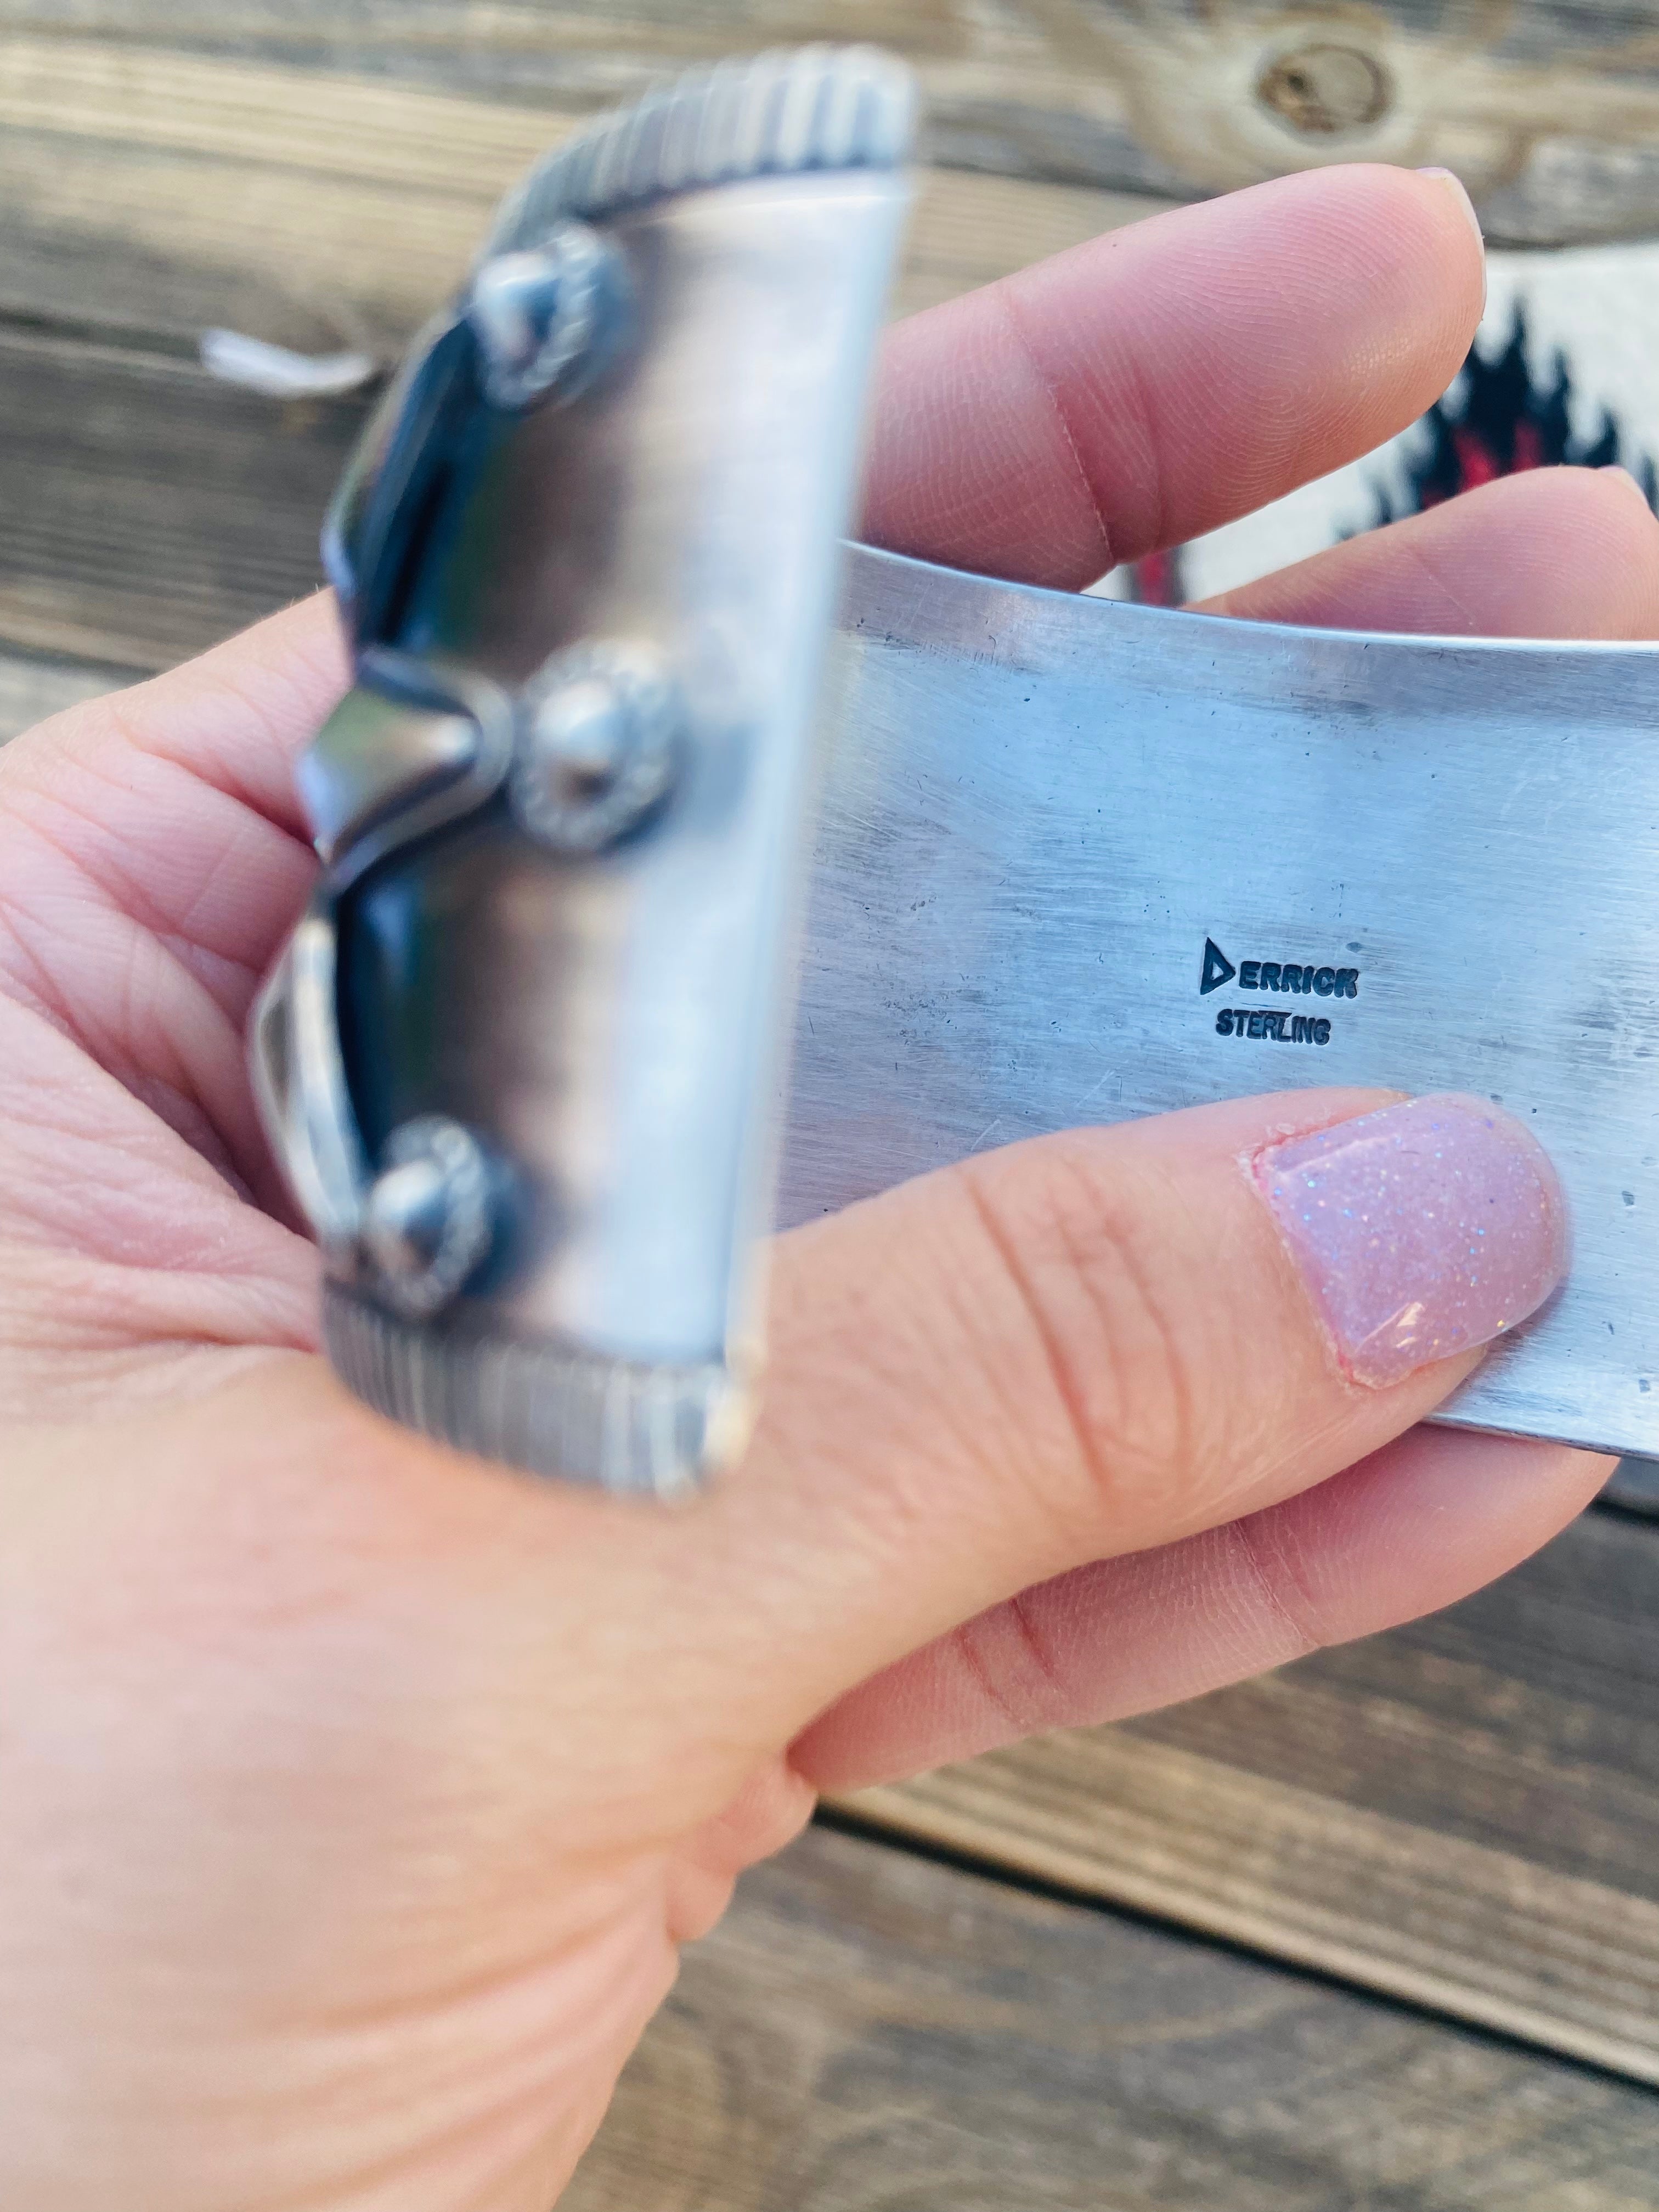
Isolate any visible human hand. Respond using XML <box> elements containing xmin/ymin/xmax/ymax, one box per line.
<box><xmin>0</xmin><ymin>165</ymin><xmax>1645</xmax><ymax>2210</ymax></box>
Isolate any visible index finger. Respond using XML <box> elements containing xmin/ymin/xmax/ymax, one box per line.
<box><xmin>862</xmin><ymin>163</ymin><xmax>1486</xmax><ymax>589</ymax></box>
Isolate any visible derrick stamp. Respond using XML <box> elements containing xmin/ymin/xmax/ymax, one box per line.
<box><xmin>1199</xmin><ymin>936</ymin><xmax>1359</xmax><ymax>1046</ymax></box>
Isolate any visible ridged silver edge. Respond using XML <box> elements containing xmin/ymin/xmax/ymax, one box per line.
<box><xmin>324</xmin><ymin>1283</ymin><xmax>747</xmax><ymax>1499</ymax></box>
<box><xmin>487</xmin><ymin>44</ymin><xmax>917</xmax><ymax>256</ymax></box>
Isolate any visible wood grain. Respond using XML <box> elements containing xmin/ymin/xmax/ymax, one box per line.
<box><xmin>0</xmin><ymin>45</ymin><xmax>1150</xmax><ymax>671</ymax></box>
<box><xmin>839</xmin><ymin>1508</ymin><xmax>1659</xmax><ymax>2083</ymax></box>
<box><xmin>0</xmin><ymin>38</ymin><xmax>1159</xmax><ymax>355</ymax></box>
<box><xmin>9</xmin><ymin>2</ymin><xmax>1659</xmax><ymax>242</ymax></box>
<box><xmin>566</xmin><ymin>1819</ymin><xmax>1659</xmax><ymax>2211</ymax></box>
<box><xmin>0</xmin><ymin>323</ymin><xmax>361</xmax><ymax>668</ymax></box>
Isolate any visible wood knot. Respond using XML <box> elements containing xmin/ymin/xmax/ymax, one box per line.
<box><xmin>1256</xmin><ymin>42</ymin><xmax>1391</xmax><ymax>134</ymax></box>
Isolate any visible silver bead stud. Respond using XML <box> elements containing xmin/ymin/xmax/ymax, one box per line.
<box><xmin>533</xmin><ymin>675</ymin><xmax>632</xmax><ymax>792</ymax></box>
<box><xmin>510</xmin><ymin>642</ymin><xmax>681</xmax><ymax>854</ymax></box>
<box><xmin>360</xmin><ymin>1115</ymin><xmax>493</xmax><ymax>1319</ymax></box>
<box><xmin>466</xmin><ymin>223</ymin><xmax>627</xmax><ymax>409</ymax></box>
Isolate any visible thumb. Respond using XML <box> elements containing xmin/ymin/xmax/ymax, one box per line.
<box><xmin>662</xmin><ymin>1087</ymin><xmax>1569</xmax><ymax>1739</ymax></box>
<box><xmin>35</xmin><ymin>1086</ymin><xmax>1564</xmax><ymax>1809</ymax></box>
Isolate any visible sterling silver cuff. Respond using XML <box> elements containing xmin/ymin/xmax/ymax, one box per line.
<box><xmin>251</xmin><ymin>48</ymin><xmax>917</xmax><ymax>1494</ymax></box>
<box><xmin>254</xmin><ymin>43</ymin><xmax>1659</xmax><ymax>1486</ymax></box>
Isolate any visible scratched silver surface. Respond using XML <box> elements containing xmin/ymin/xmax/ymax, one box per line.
<box><xmin>784</xmin><ymin>544</ymin><xmax>1659</xmax><ymax>1458</ymax></box>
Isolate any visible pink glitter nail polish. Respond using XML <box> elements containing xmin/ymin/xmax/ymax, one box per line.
<box><xmin>1251</xmin><ymin>1093</ymin><xmax>1568</xmax><ymax>1388</ymax></box>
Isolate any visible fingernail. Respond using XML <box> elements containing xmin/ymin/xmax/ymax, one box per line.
<box><xmin>1417</xmin><ymin>166</ymin><xmax>1486</xmax><ymax>309</ymax></box>
<box><xmin>1601</xmin><ymin>462</ymin><xmax>1654</xmax><ymax>512</ymax></box>
<box><xmin>1252</xmin><ymin>1094</ymin><xmax>1567</xmax><ymax>1388</ymax></box>
<box><xmin>1417</xmin><ymin>165</ymin><xmax>1483</xmax><ymax>247</ymax></box>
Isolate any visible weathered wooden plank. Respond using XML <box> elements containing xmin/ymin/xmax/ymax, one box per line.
<box><xmin>567</xmin><ymin>1819</ymin><xmax>1659</xmax><ymax>2211</ymax></box>
<box><xmin>8</xmin><ymin>3</ymin><xmax>1659</xmax><ymax>241</ymax></box>
<box><xmin>0</xmin><ymin>38</ymin><xmax>1159</xmax><ymax>353</ymax></box>
<box><xmin>839</xmin><ymin>1506</ymin><xmax>1659</xmax><ymax>2083</ymax></box>
<box><xmin>0</xmin><ymin>323</ymin><xmax>362</xmax><ymax>668</ymax></box>
<box><xmin>0</xmin><ymin>44</ymin><xmax>1148</xmax><ymax>672</ymax></box>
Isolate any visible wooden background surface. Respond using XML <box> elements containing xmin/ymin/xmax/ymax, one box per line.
<box><xmin>12</xmin><ymin>0</ymin><xmax>1659</xmax><ymax>244</ymax></box>
<box><xmin>2</xmin><ymin>7</ymin><xmax>1657</xmax><ymax>2204</ymax></box>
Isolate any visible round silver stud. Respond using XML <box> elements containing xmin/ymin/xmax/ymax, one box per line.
<box><xmin>361</xmin><ymin>1115</ymin><xmax>493</xmax><ymax>1319</ymax></box>
<box><xmin>510</xmin><ymin>642</ymin><xmax>681</xmax><ymax>854</ymax></box>
<box><xmin>466</xmin><ymin>223</ymin><xmax>626</xmax><ymax>409</ymax></box>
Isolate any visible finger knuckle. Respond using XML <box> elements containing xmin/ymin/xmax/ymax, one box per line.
<box><xmin>949</xmin><ymin>1585</ymin><xmax>1075</xmax><ymax>1738</ymax></box>
<box><xmin>957</xmin><ymin>1132</ymin><xmax>1215</xmax><ymax>1521</ymax></box>
<box><xmin>1226</xmin><ymin>1511</ymin><xmax>1324</xmax><ymax>1661</ymax></box>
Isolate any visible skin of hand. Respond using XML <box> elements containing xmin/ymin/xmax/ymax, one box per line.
<box><xmin>0</xmin><ymin>165</ymin><xmax>1647</xmax><ymax>2210</ymax></box>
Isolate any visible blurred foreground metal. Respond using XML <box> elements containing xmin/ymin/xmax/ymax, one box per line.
<box><xmin>251</xmin><ymin>48</ymin><xmax>916</xmax><ymax>1492</ymax></box>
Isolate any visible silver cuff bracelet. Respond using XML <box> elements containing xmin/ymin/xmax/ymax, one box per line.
<box><xmin>252</xmin><ymin>47</ymin><xmax>917</xmax><ymax>1494</ymax></box>
<box><xmin>255</xmin><ymin>44</ymin><xmax>1659</xmax><ymax>1488</ymax></box>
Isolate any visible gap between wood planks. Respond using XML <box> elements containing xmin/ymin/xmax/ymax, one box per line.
<box><xmin>830</xmin><ymin>1504</ymin><xmax>1659</xmax><ymax>2087</ymax></box>
<box><xmin>565</xmin><ymin>1820</ymin><xmax>1659</xmax><ymax>2212</ymax></box>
